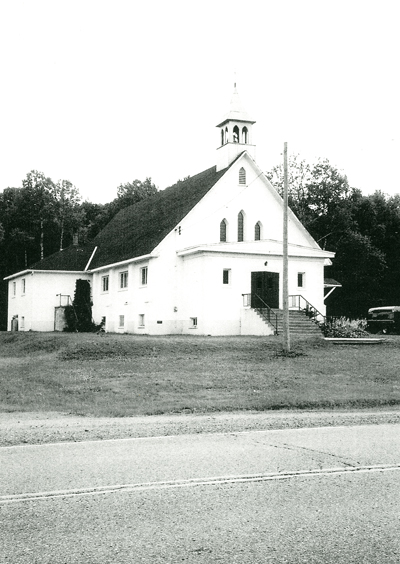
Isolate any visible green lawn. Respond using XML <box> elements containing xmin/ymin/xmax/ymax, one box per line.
<box><xmin>1</xmin><ymin>332</ymin><xmax>399</xmax><ymax>417</ymax></box>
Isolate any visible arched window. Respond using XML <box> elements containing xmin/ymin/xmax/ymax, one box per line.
<box><xmin>239</xmin><ymin>167</ymin><xmax>246</xmax><ymax>185</ymax></box>
<box><xmin>242</xmin><ymin>126</ymin><xmax>248</xmax><ymax>143</ymax></box>
<box><xmin>233</xmin><ymin>125</ymin><xmax>239</xmax><ymax>143</ymax></box>
<box><xmin>255</xmin><ymin>221</ymin><xmax>261</xmax><ymax>241</ymax></box>
<box><xmin>238</xmin><ymin>211</ymin><xmax>244</xmax><ymax>242</ymax></box>
<box><xmin>220</xmin><ymin>219</ymin><xmax>227</xmax><ymax>242</ymax></box>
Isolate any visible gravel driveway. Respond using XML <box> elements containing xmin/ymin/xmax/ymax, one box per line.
<box><xmin>1</xmin><ymin>408</ymin><xmax>400</xmax><ymax>447</ymax></box>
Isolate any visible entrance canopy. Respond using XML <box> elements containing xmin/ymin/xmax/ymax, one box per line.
<box><xmin>324</xmin><ymin>278</ymin><xmax>342</xmax><ymax>301</ymax></box>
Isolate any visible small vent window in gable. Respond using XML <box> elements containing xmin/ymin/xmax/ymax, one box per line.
<box><xmin>238</xmin><ymin>211</ymin><xmax>244</xmax><ymax>242</ymax></box>
<box><xmin>220</xmin><ymin>219</ymin><xmax>227</xmax><ymax>242</ymax></box>
<box><xmin>239</xmin><ymin>167</ymin><xmax>246</xmax><ymax>185</ymax></box>
<box><xmin>255</xmin><ymin>221</ymin><xmax>261</xmax><ymax>241</ymax></box>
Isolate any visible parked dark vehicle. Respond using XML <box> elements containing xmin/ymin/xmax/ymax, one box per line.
<box><xmin>367</xmin><ymin>306</ymin><xmax>400</xmax><ymax>334</ymax></box>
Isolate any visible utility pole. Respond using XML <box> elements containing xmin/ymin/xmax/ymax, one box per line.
<box><xmin>283</xmin><ymin>142</ymin><xmax>290</xmax><ymax>352</ymax></box>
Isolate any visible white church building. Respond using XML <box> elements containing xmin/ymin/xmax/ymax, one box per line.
<box><xmin>6</xmin><ymin>87</ymin><xmax>335</xmax><ymax>336</ymax></box>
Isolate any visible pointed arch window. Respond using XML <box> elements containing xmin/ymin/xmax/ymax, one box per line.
<box><xmin>239</xmin><ymin>167</ymin><xmax>246</xmax><ymax>185</ymax></box>
<box><xmin>255</xmin><ymin>221</ymin><xmax>261</xmax><ymax>241</ymax></box>
<box><xmin>233</xmin><ymin>125</ymin><xmax>239</xmax><ymax>143</ymax></box>
<box><xmin>238</xmin><ymin>211</ymin><xmax>244</xmax><ymax>242</ymax></box>
<box><xmin>220</xmin><ymin>219</ymin><xmax>227</xmax><ymax>242</ymax></box>
<box><xmin>242</xmin><ymin>127</ymin><xmax>248</xmax><ymax>143</ymax></box>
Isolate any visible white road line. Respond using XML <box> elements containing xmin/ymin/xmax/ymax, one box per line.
<box><xmin>2</xmin><ymin>464</ymin><xmax>400</xmax><ymax>504</ymax></box>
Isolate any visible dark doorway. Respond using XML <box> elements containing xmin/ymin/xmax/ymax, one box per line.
<box><xmin>251</xmin><ymin>271</ymin><xmax>279</xmax><ymax>309</ymax></box>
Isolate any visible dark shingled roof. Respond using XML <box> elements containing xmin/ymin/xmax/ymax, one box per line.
<box><xmin>27</xmin><ymin>165</ymin><xmax>227</xmax><ymax>273</ymax></box>
<box><xmin>89</xmin><ymin>165</ymin><xmax>226</xmax><ymax>270</ymax></box>
<box><xmin>29</xmin><ymin>242</ymin><xmax>96</xmax><ymax>272</ymax></box>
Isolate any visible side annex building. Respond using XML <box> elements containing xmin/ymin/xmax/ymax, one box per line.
<box><xmin>5</xmin><ymin>87</ymin><xmax>335</xmax><ymax>336</ymax></box>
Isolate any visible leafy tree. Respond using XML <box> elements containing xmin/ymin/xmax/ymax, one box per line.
<box><xmin>52</xmin><ymin>179</ymin><xmax>83</xmax><ymax>250</ymax></box>
<box><xmin>116</xmin><ymin>177</ymin><xmax>158</xmax><ymax>210</ymax></box>
<box><xmin>266</xmin><ymin>156</ymin><xmax>396</xmax><ymax>318</ymax></box>
<box><xmin>22</xmin><ymin>170</ymin><xmax>56</xmax><ymax>260</ymax></box>
<box><xmin>266</xmin><ymin>155</ymin><xmax>353</xmax><ymax>248</ymax></box>
<box><xmin>77</xmin><ymin>178</ymin><xmax>159</xmax><ymax>240</ymax></box>
<box><xmin>329</xmin><ymin>231</ymin><xmax>387</xmax><ymax>317</ymax></box>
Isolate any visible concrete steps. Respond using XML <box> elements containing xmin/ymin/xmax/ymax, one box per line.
<box><xmin>256</xmin><ymin>308</ymin><xmax>323</xmax><ymax>336</ymax></box>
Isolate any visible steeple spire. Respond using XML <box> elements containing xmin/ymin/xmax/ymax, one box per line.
<box><xmin>217</xmin><ymin>85</ymin><xmax>255</xmax><ymax>128</ymax></box>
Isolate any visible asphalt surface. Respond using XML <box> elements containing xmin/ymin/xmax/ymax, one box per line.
<box><xmin>1</xmin><ymin>422</ymin><xmax>400</xmax><ymax>562</ymax></box>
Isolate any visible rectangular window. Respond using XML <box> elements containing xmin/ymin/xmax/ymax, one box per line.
<box><xmin>138</xmin><ymin>314</ymin><xmax>145</xmax><ymax>327</ymax></box>
<box><xmin>21</xmin><ymin>316</ymin><xmax>25</xmax><ymax>329</ymax></box>
<box><xmin>21</xmin><ymin>279</ymin><xmax>26</xmax><ymax>294</ymax></box>
<box><xmin>12</xmin><ymin>282</ymin><xmax>16</xmax><ymax>296</ymax></box>
<box><xmin>298</xmin><ymin>272</ymin><xmax>305</xmax><ymax>288</ymax></box>
<box><xmin>141</xmin><ymin>266</ymin><xmax>148</xmax><ymax>286</ymax></box>
<box><xmin>223</xmin><ymin>269</ymin><xmax>230</xmax><ymax>285</ymax></box>
<box><xmin>120</xmin><ymin>271</ymin><xmax>128</xmax><ymax>289</ymax></box>
<box><xmin>119</xmin><ymin>315</ymin><xmax>125</xmax><ymax>328</ymax></box>
<box><xmin>102</xmin><ymin>275</ymin><xmax>109</xmax><ymax>292</ymax></box>
<box><xmin>190</xmin><ymin>317</ymin><xmax>198</xmax><ymax>328</ymax></box>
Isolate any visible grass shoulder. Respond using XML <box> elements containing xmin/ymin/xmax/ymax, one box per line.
<box><xmin>0</xmin><ymin>332</ymin><xmax>399</xmax><ymax>418</ymax></box>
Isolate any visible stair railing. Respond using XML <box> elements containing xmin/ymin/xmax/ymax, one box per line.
<box><xmin>289</xmin><ymin>295</ymin><xmax>325</xmax><ymax>325</ymax></box>
<box><xmin>243</xmin><ymin>293</ymin><xmax>279</xmax><ymax>335</ymax></box>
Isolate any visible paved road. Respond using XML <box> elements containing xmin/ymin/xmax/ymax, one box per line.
<box><xmin>1</xmin><ymin>424</ymin><xmax>400</xmax><ymax>562</ymax></box>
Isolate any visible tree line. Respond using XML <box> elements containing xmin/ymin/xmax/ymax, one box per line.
<box><xmin>266</xmin><ymin>155</ymin><xmax>400</xmax><ymax>318</ymax></box>
<box><xmin>1</xmin><ymin>159</ymin><xmax>400</xmax><ymax>330</ymax></box>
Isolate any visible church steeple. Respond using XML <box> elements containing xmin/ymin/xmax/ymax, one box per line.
<box><xmin>216</xmin><ymin>85</ymin><xmax>256</xmax><ymax>172</ymax></box>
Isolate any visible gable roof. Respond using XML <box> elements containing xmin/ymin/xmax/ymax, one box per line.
<box><xmin>19</xmin><ymin>165</ymin><xmax>227</xmax><ymax>275</ymax></box>
<box><xmin>89</xmin><ymin>165</ymin><xmax>227</xmax><ymax>269</ymax></box>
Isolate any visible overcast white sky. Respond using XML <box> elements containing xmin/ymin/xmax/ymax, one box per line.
<box><xmin>0</xmin><ymin>0</ymin><xmax>399</xmax><ymax>204</ymax></box>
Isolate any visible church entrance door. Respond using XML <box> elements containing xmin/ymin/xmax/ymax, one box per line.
<box><xmin>251</xmin><ymin>272</ymin><xmax>279</xmax><ymax>309</ymax></box>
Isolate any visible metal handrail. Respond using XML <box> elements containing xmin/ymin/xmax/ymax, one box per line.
<box><xmin>289</xmin><ymin>295</ymin><xmax>325</xmax><ymax>325</ymax></box>
<box><xmin>242</xmin><ymin>293</ymin><xmax>279</xmax><ymax>334</ymax></box>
